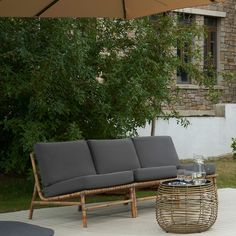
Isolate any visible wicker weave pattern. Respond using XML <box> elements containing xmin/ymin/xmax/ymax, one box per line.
<box><xmin>156</xmin><ymin>180</ymin><xmax>218</xmax><ymax>233</ymax></box>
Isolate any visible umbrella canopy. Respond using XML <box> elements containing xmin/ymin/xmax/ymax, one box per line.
<box><xmin>0</xmin><ymin>0</ymin><xmax>222</xmax><ymax>19</ymax></box>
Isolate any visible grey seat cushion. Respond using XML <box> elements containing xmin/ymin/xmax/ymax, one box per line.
<box><xmin>178</xmin><ymin>163</ymin><xmax>216</xmax><ymax>175</ymax></box>
<box><xmin>43</xmin><ymin>170</ymin><xmax>134</xmax><ymax>197</ymax></box>
<box><xmin>132</xmin><ymin>136</ymin><xmax>180</xmax><ymax>168</ymax></box>
<box><xmin>134</xmin><ymin>166</ymin><xmax>177</xmax><ymax>182</ymax></box>
<box><xmin>88</xmin><ymin>139</ymin><xmax>140</xmax><ymax>174</ymax></box>
<box><xmin>0</xmin><ymin>221</ymin><xmax>54</xmax><ymax>236</ymax></box>
<box><xmin>34</xmin><ymin>141</ymin><xmax>96</xmax><ymax>187</ymax></box>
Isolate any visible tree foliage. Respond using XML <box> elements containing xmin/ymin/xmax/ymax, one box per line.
<box><xmin>0</xmin><ymin>15</ymin><xmax>219</xmax><ymax>174</ymax></box>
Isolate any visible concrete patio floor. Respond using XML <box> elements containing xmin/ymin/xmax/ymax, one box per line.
<box><xmin>0</xmin><ymin>188</ymin><xmax>236</xmax><ymax>236</ymax></box>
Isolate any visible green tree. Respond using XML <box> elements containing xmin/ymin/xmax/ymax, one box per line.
<box><xmin>0</xmin><ymin>18</ymin><xmax>98</xmax><ymax>173</ymax></box>
<box><xmin>0</xmin><ymin>15</ymin><xmax>224</xmax><ymax>174</ymax></box>
<box><xmin>93</xmin><ymin>15</ymin><xmax>204</xmax><ymax>136</ymax></box>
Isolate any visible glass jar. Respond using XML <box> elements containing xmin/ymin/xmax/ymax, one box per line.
<box><xmin>193</xmin><ymin>155</ymin><xmax>206</xmax><ymax>185</ymax></box>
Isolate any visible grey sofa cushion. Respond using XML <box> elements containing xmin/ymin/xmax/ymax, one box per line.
<box><xmin>88</xmin><ymin>139</ymin><xmax>140</xmax><ymax>174</ymax></box>
<box><xmin>43</xmin><ymin>171</ymin><xmax>134</xmax><ymax>197</ymax></box>
<box><xmin>132</xmin><ymin>136</ymin><xmax>180</xmax><ymax>168</ymax></box>
<box><xmin>34</xmin><ymin>141</ymin><xmax>96</xmax><ymax>187</ymax></box>
<box><xmin>0</xmin><ymin>221</ymin><xmax>54</xmax><ymax>236</ymax></box>
<box><xmin>178</xmin><ymin>163</ymin><xmax>216</xmax><ymax>175</ymax></box>
<box><xmin>134</xmin><ymin>166</ymin><xmax>177</xmax><ymax>182</ymax></box>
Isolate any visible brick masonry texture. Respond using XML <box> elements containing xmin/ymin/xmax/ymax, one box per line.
<box><xmin>173</xmin><ymin>0</ymin><xmax>236</xmax><ymax>112</ymax></box>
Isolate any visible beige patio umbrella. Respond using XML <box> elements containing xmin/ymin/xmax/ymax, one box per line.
<box><xmin>0</xmin><ymin>0</ymin><xmax>222</xmax><ymax>19</ymax></box>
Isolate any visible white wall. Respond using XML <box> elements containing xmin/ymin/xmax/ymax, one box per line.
<box><xmin>137</xmin><ymin>104</ymin><xmax>236</xmax><ymax>159</ymax></box>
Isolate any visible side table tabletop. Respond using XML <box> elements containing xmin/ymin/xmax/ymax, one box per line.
<box><xmin>156</xmin><ymin>180</ymin><xmax>218</xmax><ymax>234</ymax></box>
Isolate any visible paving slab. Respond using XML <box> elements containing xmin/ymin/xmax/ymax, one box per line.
<box><xmin>0</xmin><ymin>188</ymin><xmax>236</xmax><ymax>236</ymax></box>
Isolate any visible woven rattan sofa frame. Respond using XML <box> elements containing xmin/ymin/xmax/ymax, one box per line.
<box><xmin>29</xmin><ymin>153</ymin><xmax>137</xmax><ymax>228</ymax></box>
<box><xmin>29</xmin><ymin>153</ymin><xmax>217</xmax><ymax>227</ymax></box>
<box><xmin>81</xmin><ymin>174</ymin><xmax>216</xmax><ymax>215</ymax></box>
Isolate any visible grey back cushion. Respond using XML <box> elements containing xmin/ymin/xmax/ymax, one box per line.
<box><xmin>132</xmin><ymin>136</ymin><xmax>180</xmax><ymax>168</ymax></box>
<box><xmin>34</xmin><ymin>141</ymin><xmax>96</xmax><ymax>187</ymax></box>
<box><xmin>88</xmin><ymin>139</ymin><xmax>141</xmax><ymax>174</ymax></box>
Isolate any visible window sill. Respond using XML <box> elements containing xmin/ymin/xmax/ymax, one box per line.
<box><xmin>176</xmin><ymin>84</ymin><xmax>199</xmax><ymax>89</ymax></box>
<box><xmin>176</xmin><ymin>84</ymin><xmax>224</xmax><ymax>90</ymax></box>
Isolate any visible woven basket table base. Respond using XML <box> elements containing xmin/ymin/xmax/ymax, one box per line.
<box><xmin>156</xmin><ymin>180</ymin><xmax>218</xmax><ymax>234</ymax></box>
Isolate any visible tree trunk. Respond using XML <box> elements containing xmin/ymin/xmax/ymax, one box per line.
<box><xmin>151</xmin><ymin>117</ymin><xmax>156</xmax><ymax>136</ymax></box>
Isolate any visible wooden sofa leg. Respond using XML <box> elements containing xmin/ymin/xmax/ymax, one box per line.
<box><xmin>29</xmin><ymin>184</ymin><xmax>37</xmax><ymax>220</ymax></box>
<box><xmin>80</xmin><ymin>194</ymin><xmax>87</xmax><ymax>228</ymax></box>
<box><xmin>130</xmin><ymin>186</ymin><xmax>137</xmax><ymax>218</ymax></box>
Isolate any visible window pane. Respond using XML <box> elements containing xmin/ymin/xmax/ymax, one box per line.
<box><xmin>178</xmin><ymin>13</ymin><xmax>194</xmax><ymax>24</ymax></box>
<box><xmin>204</xmin><ymin>17</ymin><xmax>217</xmax><ymax>27</ymax></box>
<box><xmin>177</xmin><ymin>13</ymin><xmax>193</xmax><ymax>84</ymax></box>
<box><xmin>204</xmin><ymin>17</ymin><xmax>217</xmax><ymax>72</ymax></box>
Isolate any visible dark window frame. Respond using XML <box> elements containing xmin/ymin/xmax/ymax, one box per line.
<box><xmin>204</xmin><ymin>16</ymin><xmax>218</xmax><ymax>72</ymax></box>
<box><xmin>176</xmin><ymin>13</ymin><xmax>194</xmax><ymax>84</ymax></box>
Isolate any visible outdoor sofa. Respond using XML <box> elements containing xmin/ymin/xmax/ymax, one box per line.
<box><xmin>29</xmin><ymin>136</ymin><xmax>216</xmax><ymax>227</ymax></box>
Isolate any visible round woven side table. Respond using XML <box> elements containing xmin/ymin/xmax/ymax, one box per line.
<box><xmin>156</xmin><ymin>180</ymin><xmax>218</xmax><ymax>234</ymax></box>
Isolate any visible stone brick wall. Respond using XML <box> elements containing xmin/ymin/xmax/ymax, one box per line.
<box><xmin>174</xmin><ymin>87</ymin><xmax>215</xmax><ymax>111</ymax></box>
<box><xmin>219</xmin><ymin>0</ymin><xmax>236</xmax><ymax>103</ymax></box>
<box><xmin>172</xmin><ymin>0</ymin><xmax>236</xmax><ymax>114</ymax></box>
